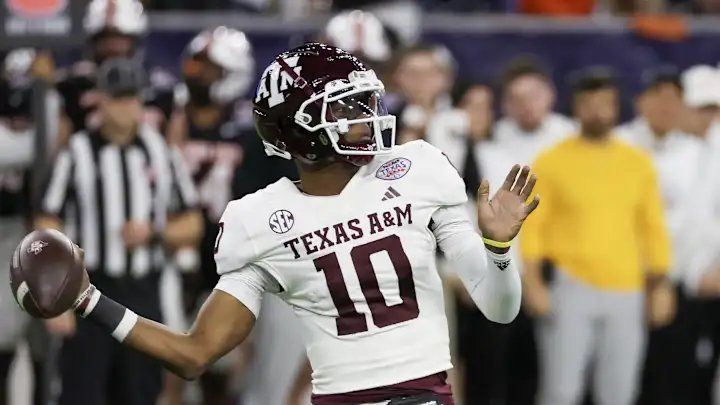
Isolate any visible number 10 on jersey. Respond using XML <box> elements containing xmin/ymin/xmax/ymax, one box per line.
<box><xmin>313</xmin><ymin>234</ymin><xmax>419</xmax><ymax>336</ymax></box>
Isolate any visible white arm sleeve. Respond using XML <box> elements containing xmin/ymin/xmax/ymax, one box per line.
<box><xmin>432</xmin><ymin>204</ymin><xmax>522</xmax><ymax>324</ymax></box>
<box><xmin>214</xmin><ymin>265</ymin><xmax>282</xmax><ymax>318</ymax></box>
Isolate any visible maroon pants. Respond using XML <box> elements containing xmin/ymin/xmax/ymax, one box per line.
<box><xmin>312</xmin><ymin>372</ymin><xmax>454</xmax><ymax>405</ymax></box>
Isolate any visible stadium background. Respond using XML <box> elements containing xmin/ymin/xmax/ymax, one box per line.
<box><xmin>3</xmin><ymin>0</ymin><xmax>720</xmax><ymax>404</ymax></box>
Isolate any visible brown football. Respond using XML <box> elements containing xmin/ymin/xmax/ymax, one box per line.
<box><xmin>9</xmin><ymin>229</ymin><xmax>85</xmax><ymax>319</ymax></box>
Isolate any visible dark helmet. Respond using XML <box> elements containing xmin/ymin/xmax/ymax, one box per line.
<box><xmin>252</xmin><ymin>42</ymin><xmax>396</xmax><ymax>166</ymax></box>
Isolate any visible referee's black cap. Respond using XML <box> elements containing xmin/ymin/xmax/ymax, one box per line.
<box><xmin>97</xmin><ymin>58</ymin><xmax>146</xmax><ymax>98</ymax></box>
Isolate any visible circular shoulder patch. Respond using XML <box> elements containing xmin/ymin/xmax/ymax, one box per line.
<box><xmin>375</xmin><ymin>157</ymin><xmax>412</xmax><ymax>180</ymax></box>
<box><xmin>269</xmin><ymin>210</ymin><xmax>295</xmax><ymax>234</ymax></box>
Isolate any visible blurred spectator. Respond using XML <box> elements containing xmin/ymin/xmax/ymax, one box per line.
<box><xmin>163</xmin><ymin>26</ymin><xmax>256</xmax><ymax>405</ymax></box>
<box><xmin>0</xmin><ymin>49</ymin><xmax>49</xmax><ymax>405</ymax></box>
<box><xmin>667</xmin><ymin>64</ymin><xmax>720</xmax><ymax>405</ymax></box>
<box><xmin>521</xmin><ymin>68</ymin><xmax>674</xmax><ymax>405</ymax></box>
<box><xmin>164</xmin><ymin>26</ymin><xmax>302</xmax><ymax>405</ymax></box>
<box><xmin>391</xmin><ymin>44</ymin><xmax>455</xmax><ymax>143</ymax></box>
<box><xmin>427</xmin><ymin>80</ymin><xmax>494</xmax><ymax>191</ymax></box>
<box><xmin>461</xmin><ymin>56</ymin><xmax>575</xmax><ymax>405</ymax></box>
<box><xmin>494</xmin><ymin>57</ymin><xmax>575</xmax><ymax>167</ymax></box>
<box><xmin>55</xmin><ymin>0</ymin><xmax>176</xmax><ymax>147</ymax></box>
<box><xmin>36</xmin><ymin>58</ymin><xmax>201</xmax><ymax>405</ymax></box>
<box><xmin>616</xmin><ymin>67</ymin><xmax>702</xmax><ymax>405</ymax></box>
<box><xmin>427</xmin><ymin>80</ymin><xmax>506</xmax><ymax>405</ymax></box>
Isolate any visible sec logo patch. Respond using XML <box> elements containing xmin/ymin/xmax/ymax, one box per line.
<box><xmin>269</xmin><ymin>210</ymin><xmax>295</xmax><ymax>234</ymax></box>
<box><xmin>376</xmin><ymin>157</ymin><xmax>412</xmax><ymax>180</ymax></box>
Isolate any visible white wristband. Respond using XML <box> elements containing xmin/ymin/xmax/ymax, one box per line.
<box><xmin>111</xmin><ymin>310</ymin><xmax>139</xmax><ymax>342</ymax></box>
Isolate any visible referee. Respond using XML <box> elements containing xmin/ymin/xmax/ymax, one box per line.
<box><xmin>35</xmin><ymin>58</ymin><xmax>202</xmax><ymax>405</ymax></box>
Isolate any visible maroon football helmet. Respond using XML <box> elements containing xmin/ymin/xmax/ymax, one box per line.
<box><xmin>253</xmin><ymin>43</ymin><xmax>396</xmax><ymax>166</ymax></box>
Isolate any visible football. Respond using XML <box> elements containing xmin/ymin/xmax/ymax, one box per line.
<box><xmin>9</xmin><ymin>229</ymin><xmax>86</xmax><ymax>319</ymax></box>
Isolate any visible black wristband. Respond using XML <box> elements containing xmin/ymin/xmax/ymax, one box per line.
<box><xmin>76</xmin><ymin>285</ymin><xmax>138</xmax><ymax>342</ymax></box>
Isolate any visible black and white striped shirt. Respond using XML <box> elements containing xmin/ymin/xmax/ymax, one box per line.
<box><xmin>40</xmin><ymin>124</ymin><xmax>197</xmax><ymax>278</ymax></box>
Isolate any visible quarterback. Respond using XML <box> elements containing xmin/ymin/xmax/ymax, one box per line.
<box><xmin>21</xmin><ymin>44</ymin><xmax>539</xmax><ymax>404</ymax></box>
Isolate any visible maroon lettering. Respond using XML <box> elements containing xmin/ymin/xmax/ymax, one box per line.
<box><xmin>347</xmin><ymin>218</ymin><xmax>364</xmax><ymax>240</ymax></box>
<box><xmin>333</xmin><ymin>222</ymin><xmax>350</xmax><ymax>245</ymax></box>
<box><xmin>383</xmin><ymin>211</ymin><xmax>396</xmax><ymax>227</ymax></box>
<box><xmin>315</xmin><ymin>235</ymin><xmax>418</xmax><ymax>336</ymax></box>
<box><xmin>394</xmin><ymin>204</ymin><xmax>413</xmax><ymax>226</ymax></box>
<box><xmin>314</xmin><ymin>227</ymin><xmax>335</xmax><ymax>250</ymax></box>
<box><xmin>367</xmin><ymin>213</ymin><xmax>385</xmax><ymax>234</ymax></box>
<box><xmin>283</xmin><ymin>237</ymin><xmax>301</xmax><ymax>259</ymax></box>
<box><xmin>351</xmin><ymin>235</ymin><xmax>419</xmax><ymax>328</ymax></box>
<box><xmin>314</xmin><ymin>253</ymin><xmax>368</xmax><ymax>336</ymax></box>
<box><xmin>300</xmin><ymin>233</ymin><xmax>318</xmax><ymax>255</ymax></box>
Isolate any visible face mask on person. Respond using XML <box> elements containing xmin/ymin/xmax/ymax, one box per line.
<box><xmin>185</xmin><ymin>79</ymin><xmax>214</xmax><ymax>106</ymax></box>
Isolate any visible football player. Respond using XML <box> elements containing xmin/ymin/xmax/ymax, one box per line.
<box><xmin>36</xmin><ymin>44</ymin><xmax>540</xmax><ymax>404</ymax></box>
<box><xmin>167</xmin><ymin>26</ymin><xmax>260</xmax><ymax>286</ymax></box>
<box><xmin>165</xmin><ymin>26</ymin><xmax>298</xmax><ymax>405</ymax></box>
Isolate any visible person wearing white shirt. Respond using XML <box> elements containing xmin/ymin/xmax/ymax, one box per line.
<box><xmin>672</xmin><ymin>65</ymin><xmax>720</xmax><ymax>405</ymax></box>
<box><xmin>391</xmin><ymin>44</ymin><xmax>455</xmax><ymax>144</ymax></box>
<box><xmin>616</xmin><ymin>68</ymin><xmax>704</xmax><ymax>405</ymax></box>
<box><xmin>427</xmin><ymin>80</ymin><xmax>507</xmax><ymax>405</ymax></box>
<box><xmin>459</xmin><ymin>59</ymin><xmax>573</xmax><ymax>405</ymax></box>
<box><xmin>426</xmin><ymin>59</ymin><xmax>573</xmax><ymax>404</ymax></box>
<box><xmin>493</xmin><ymin>57</ymin><xmax>576</xmax><ymax>167</ymax></box>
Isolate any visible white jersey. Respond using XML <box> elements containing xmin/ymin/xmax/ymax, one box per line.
<box><xmin>214</xmin><ymin>140</ymin><xmax>467</xmax><ymax>395</ymax></box>
<box><xmin>493</xmin><ymin>113</ymin><xmax>576</xmax><ymax>166</ymax></box>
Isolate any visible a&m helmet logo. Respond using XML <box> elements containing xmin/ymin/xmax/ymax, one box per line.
<box><xmin>269</xmin><ymin>210</ymin><xmax>295</xmax><ymax>234</ymax></box>
<box><xmin>376</xmin><ymin>157</ymin><xmax>412</xmax><ymax>180</ymax></box>
<box><xmin>255</xmin><ymin>56</ymin><xmax>302</xmax><ymax>108</ymax></box>
<box><xmin>27</xmin><ymin>240</ymin><xmax>49</xmax><ymax>255</ymax></box>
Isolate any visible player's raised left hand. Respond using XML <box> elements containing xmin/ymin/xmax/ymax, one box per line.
<box><xmin>477</xmin><ymin>164</ymin><xmax>540</xmax><ymax>244</ymax></box>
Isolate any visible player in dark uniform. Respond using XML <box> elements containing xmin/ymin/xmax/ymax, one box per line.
<box><xmin>165</xmin><ymin>26</ymin><xmax>297</xmax><ymax>404</ymax></box>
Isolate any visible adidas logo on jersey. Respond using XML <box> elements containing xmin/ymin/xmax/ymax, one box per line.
<box><xmin>381</xmin><ymin>186</ymin><xmax>401</xmax><ymax>201</ymax></box>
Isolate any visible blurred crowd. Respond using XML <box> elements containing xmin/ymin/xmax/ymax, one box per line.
<box><xmin>142</xmin><ymin>0</ymin><xmax>720</xmax><ymax>15</ymax></box>
<box><xmin>3</xmin><ymin>0</ymin><xmax>720</xmax><ymax>405</ymax></box>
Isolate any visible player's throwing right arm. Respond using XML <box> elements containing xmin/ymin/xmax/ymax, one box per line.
<box><xmin>73</xmin><ymin>277</ymin><xmax>256</xmax><ymax>380</ymax></box>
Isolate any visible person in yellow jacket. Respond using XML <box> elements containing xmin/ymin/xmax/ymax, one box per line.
<box><xmin>521</xmin><ymin>68</ymin><xmax>676</xmax><ymax>405</ymax></box>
